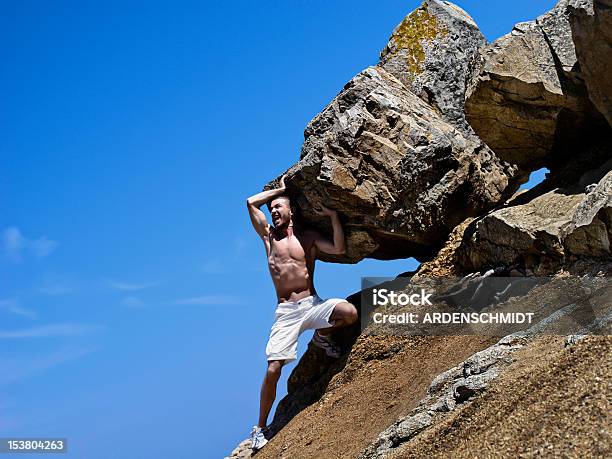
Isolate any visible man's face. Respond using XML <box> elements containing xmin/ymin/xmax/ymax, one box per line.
<box><xmin>269</xmin><ymin>197</ymin><xmax>292</xmax><ymax>228</ymax></box>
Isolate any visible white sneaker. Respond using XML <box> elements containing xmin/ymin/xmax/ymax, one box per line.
<box><xmin>250</xmin><ymin>425</ymin><xmax>268</xmax><ymax>451</ymax></box>
<box><xmin>312</xmin><ymin>331</ymin><xmax>342</xmax><ymax>358</ymax></box>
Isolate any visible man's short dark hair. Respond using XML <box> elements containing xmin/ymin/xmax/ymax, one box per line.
<box><xmin>266</xmin><ymin>195</ymin><xmax>291</xmax><ymax>212</ymax></box>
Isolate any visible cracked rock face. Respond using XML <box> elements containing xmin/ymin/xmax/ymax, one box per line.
<box><xmin>378</xmin><ymin>0</ymin><xmax>485</xmax><ymax>135</ymax></box>
<box><xmin>465</xmin><ymin>0</ymin><xmax>609</xmax><ymax>171</ymax></box>
<box><xmin>568</xmin><ymin>0</ymin><xmax>612</xmax><ymax>128</ymax></box>
<box><xmin>457</xmin><ymin>163</ymin><xmax>612</xmax><ymax>275</ymax></box>
<box><xmin>272</xmin><ymin>66</ymin><xmax>520</xmax><ymax>262</ymax></box>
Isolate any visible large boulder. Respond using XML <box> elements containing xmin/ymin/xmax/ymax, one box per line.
<box><xmin>562</xmin><ymin>164</ymin><xmax>612</xmax><ymax>257</ymax></box>
<box><xmin>457</xmin><ymin>159</ymin><xmax>612</xmax><ymax>275</ymax></box>
<box><xmin>568</xmin><ymin>0</ymin><xmax>612</xmax><ymax>128</ymax></box>
<box><xmin>272</xmin><ymin>66</ymin><xmax>520</xmax><ymax>262</ymax></box>
<box><xmin>378</xmin><ymin>0</ymin><xmax>486</xmax><ymax>135</ymax></box>
<box><xmin>465</xmin><ymin>0</ymin><xmax>609</xmax><ymax>171</ymax></box>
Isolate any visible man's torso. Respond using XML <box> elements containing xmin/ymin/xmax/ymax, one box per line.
<box><xmin>264</xmin><ymin>225</ymin><xmax>317</xmax><ymax>304</ymax></box>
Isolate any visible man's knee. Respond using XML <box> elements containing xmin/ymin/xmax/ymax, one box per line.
<box><xmin>333</xmin><ymin>301</ymin><xmax>358</xmax><ymax>325</ymax></box>
<box><xmin>266</xmin><ymin>360</ymin><xmax>284</xmax><ymax>381</ymax></box>
<box><xmin>345</xmin><ymin>302</ymin><xmax>358</xmax><ymax>325</ymax></box>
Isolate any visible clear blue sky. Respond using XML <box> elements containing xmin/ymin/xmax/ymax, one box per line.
<box><xmin>1</xmin><ymin>1</ymin><xmax>552</xmax><ymax>458</ymax></box>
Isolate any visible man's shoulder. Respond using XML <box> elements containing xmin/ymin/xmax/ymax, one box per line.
<box><xmin>297</xmin><ymin>228</ymin><xmax>321</xmax><ymax>240</ymax></box>
<box><xmin>297</xmin><ymin>225</ymin><xmax>320</xmax><ymax>236</ymax></box>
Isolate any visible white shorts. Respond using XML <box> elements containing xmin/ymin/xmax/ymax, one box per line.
<box><xmin>265</xmin><ymin>294</ymin><xmax>346</xmax><ymax>362</ymax></box>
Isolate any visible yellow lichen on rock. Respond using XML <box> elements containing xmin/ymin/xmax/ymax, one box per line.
<box><xmin>388</xmin><ymin>6</ymin><xmax>448</xmax><ymax>77</ymax></box>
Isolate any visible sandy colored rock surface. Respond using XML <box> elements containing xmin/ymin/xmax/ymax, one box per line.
<box><xmin>388</xmin><ymin>335</ymin><xmax>611</xmax><ymax>458</ymax></box>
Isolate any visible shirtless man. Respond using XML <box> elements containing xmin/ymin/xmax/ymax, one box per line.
<box><xmin>246</xmin><ymin>174</ymin><xmax>359</xmax><ymax>451</ymax></box>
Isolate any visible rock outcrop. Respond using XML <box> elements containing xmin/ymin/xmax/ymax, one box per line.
<box><xmin>568</xmin><ymin>0</ymin><xmax>612</xmax><ymax>127</ymax></box>
<box><xmin>378</xmin><ymin>0</ymin><xmax>485</xmax><ymax>134</ymax></box>
<box><xmin>277</xmin><ymin>66</ymin><xmax>520</xmax><ymax>263</ymax></box>
<box><xmin>457</xmin><ymin>160</ymin><xmax>612</xmax><ymax>275</ymax></box>
<box><xmin>465</xmin><ymin>0</ymin><xmax>610</xmax><ymax>171</ymax></box>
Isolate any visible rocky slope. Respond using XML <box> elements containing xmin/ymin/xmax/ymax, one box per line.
<box><xmin>228</xmin><ymin>0</ymin><xmax>611</xmax><ymax>457</ymax></box>
<box><xmin>385</xmin><ymin>335</ymin><xmax>611</xmax><ymax>458</ymax></box>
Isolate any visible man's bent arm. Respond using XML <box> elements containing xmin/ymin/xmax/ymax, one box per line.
<box><xmin>246</xmin><ymin>182</ymin><xmax>286</xmax><ymax>208</ymax></box>
<box><xmin>329</xmin><ymin>211</ymin><xmax>346</xmax><ymax>254</ymax></box>
<box><xmin>313</xmin><ymin>206</ymin><xmax>346</xmax><ymax>255</ymax></box>
<box><xmin>246</xmin><ymin>175</ymin><xmax>286</xmax><ymax>238</ymax></box>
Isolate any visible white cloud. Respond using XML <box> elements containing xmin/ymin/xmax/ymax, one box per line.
<box><xmin>109</xmin><ymin>280</ymin><xmax>158</xmax><ymax>291</ymax></box>
<box><xmin>0</xmin><ymin>299</ymin><xmax>37</xmax><ymax>320</ymax></box>
<box><xmin>2</xmin><ymin>227</ymin><xmax>57</xmax><ymax>262</ymax></box>
<box><xmin>0</xmin><ymin>323</ymin><xmax>100</xmax><ymax>339</ymax></box>
<box><xmin>172</xmin><ymin>294</ymin><xmax>242</xmax><ymax>306</ymax></box>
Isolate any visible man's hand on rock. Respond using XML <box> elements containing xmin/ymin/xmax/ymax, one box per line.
<box><xmin>279</xmin><ymin>173</ymin><xmax>287</xmax><ymax>190</ymax></box>
<box><xmin>313</xmin><ymin>204</ymin><xmax>337</xmax><ymax>217</ymax></box>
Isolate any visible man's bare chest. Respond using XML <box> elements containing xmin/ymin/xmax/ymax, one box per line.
<box><xmin>270</xmin><ymin>235</ymin><xmax>308</xmax><ymax>260</ymax></box>
<box><xmin>266</xmin><ymin>228</ymin><xmax>315</xmax><ymax>261</ymax></box>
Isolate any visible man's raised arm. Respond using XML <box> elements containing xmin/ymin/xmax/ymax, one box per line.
<box><xmin>312</xmin><ymin>205</ymin><xmax>346</xmax><ymax>255</ymax></box>
<box><xmin>246</xmin><ymin>175</ymin><xmax>286</xmax><ymax>238</ymax></box>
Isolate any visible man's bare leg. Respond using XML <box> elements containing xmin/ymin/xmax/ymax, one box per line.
<box><xmin>258</xmin><ymin>360</ymin><xmax>284</xmax><ymax>428</ymax></box>
<box><xmin>317</xmin><ymin>301</ymin><xmax>358</xmax><ymax>336</ymax></box>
